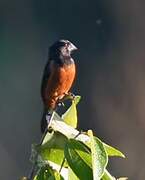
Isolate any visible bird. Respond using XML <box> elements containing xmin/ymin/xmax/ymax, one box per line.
<box><xmin>40</xmin><ymin>39</ymin><xmax>77</xmax><ymax>133</ymax></box>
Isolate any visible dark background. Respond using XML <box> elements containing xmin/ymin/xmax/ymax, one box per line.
<box><xmin>1</xmin><ymin>0</ymin><xmax>145</xmax><ymax>179</ymax></box>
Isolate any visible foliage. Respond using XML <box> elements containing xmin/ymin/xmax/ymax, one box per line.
<box><xmin>21</xmin><ymin>96</ymin><xmax>126</xmax><ymax>180</ymax></box>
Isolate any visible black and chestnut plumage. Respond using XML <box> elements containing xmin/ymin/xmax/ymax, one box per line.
<box><xmin>41</xmin><ymin>40</ymin><xmax>77</xmax><ymax>133</ymax></box>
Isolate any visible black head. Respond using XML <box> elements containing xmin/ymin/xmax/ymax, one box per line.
<box><xmin>49</xmin><ymin>40</ymin><xmax>77</xmax><ymax>60</ymax></box>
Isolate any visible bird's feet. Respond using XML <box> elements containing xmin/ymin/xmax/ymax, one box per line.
<box><xmin>61</xmin><ymin>92</ymin><xmax>75</xmax><ymax>102</ymax></box>
<box><xmin>57</xmin><ymin>92</ymin><xmax>75</xmax><ymax>107</ymax></box>
<box><xmin>64</xmin><ymin>92</ymin><xmax>75</xmax><ymax>100</ymax></box>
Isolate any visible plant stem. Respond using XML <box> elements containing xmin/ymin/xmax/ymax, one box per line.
<box><xmin>59</xmin><ymin>158</ymin><xmax>65</xmax><ymax>173</ymax></box>
<box><xmin>28</xmin><ymin>127</ymin><xmax>48</xmax><ymax>180</ymax></box>
<box><xmin>28</xmin><ymin>111</ymin><xmax>55</xmax><ymax>180</ymax></box>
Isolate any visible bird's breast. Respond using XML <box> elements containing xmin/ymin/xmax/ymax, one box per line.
<box><xmin>43</xmin><ymin>61</ymin><xmax>76</xmax><ymax>109</ymax></box>
<box><xmin>56</xmin><ymin>63</ymin><xmax>76</xmax><ymax>93</ymax></box>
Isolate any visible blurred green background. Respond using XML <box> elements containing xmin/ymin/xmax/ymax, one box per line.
<box><xmin>1</xmin><ymin>0</ymin><xmax>145</xmax><ymax>179</ymax></box>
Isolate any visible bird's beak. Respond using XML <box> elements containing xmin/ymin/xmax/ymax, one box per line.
<box><xmin>69</xmin><ymin>43</ymin><xmax>78</xmax><ymax>52</ymax></box>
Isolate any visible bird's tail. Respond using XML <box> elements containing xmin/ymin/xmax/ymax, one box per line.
<box><xmin>40</xmin><ymin>109</ymin><xmax>52</xmax><ymax>133</ymax></box>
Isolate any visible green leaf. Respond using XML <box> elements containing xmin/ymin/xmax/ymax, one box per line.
<box><xmin>34</xmin><ymin>165</ymin><xmax>64</xmax><ymax>180</ymax></box>
<box><xmin>68</xmin><ymin>167</ymin><xmax>79</xmax><ymax>180</ymax></box>
<box><xmin>62</xmin><ymin>96</ymin><xmax>81</xmax><ymax>128</ymax></box>
<box><xmin>101</xmin><ymin>169</ymin><xmax>116</xmax><ymax>180</ymax></box>
<box><xmin>38</xmin><ymin>132</ymin><xmax>68</xmax><ymax>166</ymax></box>
<box><xmin>103</xmin><ymin>143</ymin><xmax>125</xmax><ymax>158</ymax></box>
<box><xmin>75</xmin><ymin>134</ymin><xmax>125</xmax><ymax>159</ymax></box>
<box><xmin>53</xmin><ymin>111</ymin><xmax>63</xmax><ymax>122</ymax></box>
<box><xmin>50</xmin><ymin>119</ymin><xmax>79</xmax><ymax>139</ymax></box>
<box><xmin>42</xmin><ymin>130</ymin><xmax>54</xmax><ymax>145</ymax></box>
<box><xmin>88</xmin><ymin>130</ymin><xmax>108</xmax><ymax>180</ymax></box>
<box><xmin>64</xmin><ymin>139</ymin><xmax>93</xmax><ymax>180</ymax></box>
